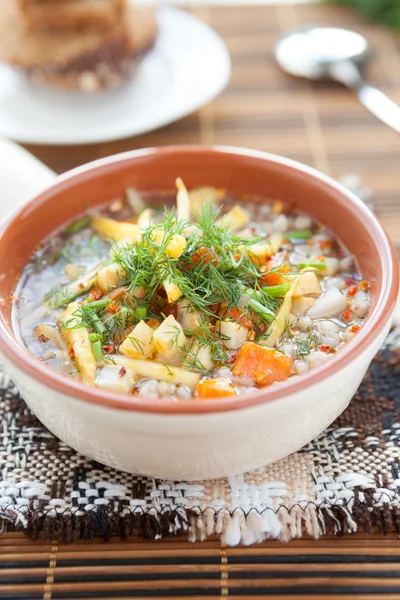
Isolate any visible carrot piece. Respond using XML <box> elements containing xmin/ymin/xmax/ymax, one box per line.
<box><xmin>349</xmin><ymin>324</ymin><xmax>361</xmax><ymax>334</ymax></box>
<box><xmin>191</xmin><ymin>246</ymin><xmax>218</xmax><ymax>267</ymax></box>
<box><xmin>262</xmin><ymin>263</ymin><xmax>291</xmax><ymax>287</ymax></box>
<box><xmin>107</xmin><ymin>301</ymin><xmax>119</xmax><ymax>314</ymax></box>
<box><xmin>343</xmin><ymin>308</ymin><xmax>353</xmax><ymax>321</ymax></box>
<box><xmin>88</xmin><ymin>285</ymin><xmax>104</xmax><ymax>301</ymax></box>
<box><xmin>146</xmin><ymin>318</ymin><xmax>160</xmax><ymax>329</ymax></box>
<box><xmin>262</xmin><ymin>272</ymin><xmax>282</xmax><ymax>286</ymax></box>
<box><xmin>197</xmin><ymin>378</ymin><xmax>236</xmax><ymax>398</ymax></box>
<box><xmin>225</xmin><ymin>308</ymin><xmax>254</xmax><ymax>330</ymax></box>
<box><xmin>346</xmin><ymin>285</ymin><xmax>358</xmax><ymax>297</ymax></box>
<box><xmin>109</xmin><ymin>285</ymin><xmax>128</xmax><ymax>301</ymax></box>
<box><xmin>232</xmin><ymin>342</ymin><xmax>292</xmax><ymax>386</ymax></box>
<box><xmin>319</xmin><ymin>345</ymin><xmax>332</xmax><ymax>354</ymax></box>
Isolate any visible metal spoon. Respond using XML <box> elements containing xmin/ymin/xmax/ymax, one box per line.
<box><xmin>275</xmin><ymin>26</ymin><xmax>400</xmax><ymax>133</ymax></box>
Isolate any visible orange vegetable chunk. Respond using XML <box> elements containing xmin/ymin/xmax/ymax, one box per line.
<box><xmin>232</xmin><ymin>342</ymin><xmax>292</xmax><ymax>387</ymax></box>
<box><xmin>197</xmin><ymin>377</ymin><xmax>236</xmax><ymax>398</ymax></box>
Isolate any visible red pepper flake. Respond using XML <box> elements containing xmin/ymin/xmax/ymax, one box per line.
<box><xmin>347</xmin><ymin>285</ymin><xmax>358</xmax><ymax>297</ymax></box>
<box><xmin>102</xmin><ymin>343</ymin><xmax>115</xmax><ymax>354</ymax></box>
<box><xmin>319</xmin><ymin>239</ymin><xmax>332</xmax><ymax>249</ymax></box>
<box><xmin>360</xmin><ymin>280</ymin><xmax>369</xmax><ymax>291</ymax></box>
<box><xmin>345</xmin><ymin>278</ymin><xmax>356</xmax><ymax>286</ymax></box>
<box><xmin>107</xmin><ymin>301</ymin><xmax>119</xmax><ymax>314</ymax></box>
<box><xmin>343</xmin><ymin>308</ymin><xmax>353</xmax><ymax>321</ymax></box>
<box><xmin>119</xmin><ymin>366</ymin><xmax>126</xmax><ymax>378</ymax></box>
<box><xmin>349</xmin><ymin>324</ymin><xmax>361</xmax><ymax>334</ymax></box>
<box><xmin>89</xmin><ymin>285</ymin><xmax>104</xmax><ymax>301</ymax></box>
<box><xmin>79</xmin><ymin>283</ymin><xmax>85</xmax><ymax>289</ymax></box>
<box><xmin>319</xmin><ymin>345</ymin><xmax>332</xmax><ymax>354</ymax></box>
<box><xmin>68</xmin><ymin>347</ymin><xmax>75</xmax><ymax>358</ymax></box>
<box><xmin>38</xmin><ymin>334</ymin><xmax>49</xmax><ymax>343</ymax></box>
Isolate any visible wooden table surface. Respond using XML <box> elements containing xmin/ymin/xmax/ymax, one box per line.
<box><xmin>4</xmin><ymin>3</ymin><xmax>400</xmax><ymax>599</ymax></box>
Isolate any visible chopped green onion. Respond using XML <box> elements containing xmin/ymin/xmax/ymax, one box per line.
<box><xmin>119</xmin><ymin>307</ymin><xmax>134</xmax><ymax>329</ymax></box>
<box><xmin>135</xmin><ymin>307</ymin><xmax>147</xmax><ymax>319</ymax></box>
<box><xmin>86</xmin><ymin>310</ymin><xmax>107</xmax><ymax>336</ymax></box>
<box><xmin>92</xmin><ymin>340</ymin><xmax>103</xmax><ymax>362</ymax></box>
<box><xmin>66</xmin><ymin>216</ymin><xmax>91</xmax><ymax>235</ymax></box>
<box><xmin>248</xmin><ymin>299</ymin><xmax>276</xmax><ymax>322</ymax></box>
<box><xmin>85</xmin><ymin>298</ymin><xmax>110</xmax><ymax>310</ymax></box>
<box><xmin>262</xmin><ymin>284</ymin><xmax>291</xmax><ymax>298</ymax></box>
<box><xmin>89</xmin><ymin>333</ymin><xmax>102</xmax><ymax>343</ymax></box>
<box><xmin>284</xmin><ymin>229</ymin><xmax>312</xmax><ymax>240</ymax></box>
<box><xmin>298</xmin><ymin>262</ymin><xmax>326</xmax><ymax>271</ymax></box>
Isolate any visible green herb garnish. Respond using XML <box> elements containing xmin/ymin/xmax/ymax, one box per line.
<box><xmin>66</xmin><ymin>217</ymin><xmax>91</xmax><ymax>235</ymax></box>
<box><xmin>262</xmin><ymin>284</ymin><xmax>291</xmax><ymax>298</ymax></box>
<box><xmin>284</xmin><ymin>229</ymin><xmax>312</xmax><ymax>241</ymax></box>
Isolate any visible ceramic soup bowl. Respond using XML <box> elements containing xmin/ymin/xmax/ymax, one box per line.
<box><xmin>0</xmin><ymin>146</ymin><xmax>397</xmax><ymax>479</ymax></box>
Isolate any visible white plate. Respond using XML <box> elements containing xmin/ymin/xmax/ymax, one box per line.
<box><xmin>0</xmin><ymin>6</ymin><xmax>230</xmax><ymax>145</ymax></box>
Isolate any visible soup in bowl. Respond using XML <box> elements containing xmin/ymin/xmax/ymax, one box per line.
<box><xmin>0</xmin><ymin>146</ymin><xmax>397</xmax><ymax>479</ymax></box>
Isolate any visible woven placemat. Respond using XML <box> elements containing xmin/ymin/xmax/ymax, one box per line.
<box><xmin>1</xmin><ymin>326</ymin><xmax>400</xmax><ymax>546</ymax></box>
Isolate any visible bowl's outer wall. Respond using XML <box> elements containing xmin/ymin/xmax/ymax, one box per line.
<box><xmin>0</xmin><ymin>146</ymin><xmax>397</xmax><ymax>477</ymax></box>
<box><xmin>0</xmin><ymin>321</ymin><xmax>389</xmax><ymax>479</ymax></box>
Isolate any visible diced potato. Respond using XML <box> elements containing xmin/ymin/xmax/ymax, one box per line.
<box><xmin>58</xmin><ymin>302</ymin><xmax>96</xmax><ymax>387</ymax></box>
<box><xmin>65</xmin><ymin>264</ymin><xmax>80</xmax><ymax>281</ymax></box>
<box><xmin>189</xmin><ymin>186</ymin><xmax>220</xmax><ymax>213</ymax></box>
<box><xmin>176</xmin><ymin>177</ymin><xmax>191</xmax><ymax>222</ymax></box>
<box><xmin>49</xmin><ymin>262</ymin><xmax>106</xmax><ymax>307</ymax></box>
<box><xmin>237</xmin><ymin>228</ymin><xmax>254</xmax><ymax>240</ymax></box>
<box><xmin>34</xmin><ymin>323</ymin><xmax>67</xmax><ymax>350</ymax></box>
<box><xmin>97</xmin><ymin>262</ymin><xmax>127</xmax><ymax>292</ymax></box>
<box><xmin>321</xmin><ymin>257</ymin><xmax>339</xmax><ymax>277</ymax></box>
<box><xmin>132</xmin><ymin>286</ymin><xmax>146</xmax><ymax>300</ymax></box>
<box><xmin>352</xmin><ymin>291</ymin><xmax>369</xmax><ymax>318</ymax></box>
<box><xmin>151</xmin><ymin>228</ymin><xmax>187</xmax><ymax>259</ymax></box>
<box><xmin>126</xmin><ymin>187</ymin><xmax>145</xmax><ymax>214</ymax></box>
<box><xmin>186</xmin><ymin>342</ymin><xmax>215</xmax><ymax>372</ymax></box>
<box><xmin>291</xmin><ymin>297</ymin><xmax>316</xmax><ymax>316</ymax></box>
<box><xmin>239</xmin><ymin>288</ymin><xmax>252</xmax><ymax>308</ymax></box>
<box><xmin>294</xmin><ymin>271</ymin><xmax>321</xmax><ymax>297</ymax></box>
<box><xmin>92</xmin><ymin>216</ymin><xmax>142</xmax><ymax>243</ymax></box>
<box><xmin>152</xmin><ymin>315</ymin><xmax>187</xmax><ymax>361</ymax></box>
<box><xmin>216</xmin><ymin>205</ymin><xmax>249</xmax><ymax>230</ymax></box>
<box><xmin>137</xmin><ymin>208</ymin><xmax>154</xmax><ymax>229</ymax></box>
<box><xmin>269</xmin><ymin>232</ymin><xmax>284</xmax><ymax>254</ymax></box>
<box><xmin>261</xmin><ymin>276</ymin><xmax>300</xmax><ymax>347</ymax></box>
<box><xmin>108</xmin><ymin>355</ymin><xmax>200</xmax><ymax>388</ymax></box>
<box><xmin>247</xmin><ymin>243</ymin><xmax>271</xmax><ymax>264</ymax></box>
<box><xmin>177</xmin><ymin>300</ymin><xmax>201</xmax><ymax>330</ymax></box>
<box><xmin>219</xmin><ymin>320</ymin><xmax>248</xmax><ymax>349</ymax></box>
<box><xmin>120</xmin><ymin>320</ymin><xmax>154</xmax><ymax>359</ymax></box>
<box><xmin>163</xmin><ymin>278</ymin><xmax>183</xmax><ymax>304</ymax></box>
<box><xmin>164</xmin><ymin>234</ymin><xmax>187</xmax><ymax>259</ymax></box>
<box><xmin>247</xmin><ymin>233</ymin><xmax>283</xmax><ymax>264</ymax></box>
<box><xmin>307</xmin><ymin>288</ymin><xmax>347</xmax><ymax>319</ymax></box>
<box><xmin>95</xmin><ymin>365</ymin><xmax>136</xmax><ymax>394</ymax></box>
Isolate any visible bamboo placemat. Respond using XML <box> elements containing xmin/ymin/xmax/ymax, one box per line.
<box><xmin>3</xmin><ymin>3</ymin><xmax>400</xmax><ymax>599</ymax></box>
<box><xmin>4</xmin><ymin>532</ymin><xmax>400</xmax><ymax>599</ymax></box>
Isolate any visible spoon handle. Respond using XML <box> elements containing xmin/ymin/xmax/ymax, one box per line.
<box><xmin>329</xmin><ymin>60</ymin><xmax>400</xmax><ymax>134</ymax></box>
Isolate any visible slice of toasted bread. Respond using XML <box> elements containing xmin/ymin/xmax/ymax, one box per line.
<box><xmin>18</xmin><ymin>0</ymin><xmax>126</xmax><ymax>32</ymax></box>
<box><xmin>0</xmin><ymin>2</ymin><xmax>158</xmax><ymax>92</ymax></box>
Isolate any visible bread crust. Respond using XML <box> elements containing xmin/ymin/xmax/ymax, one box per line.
<box><xmin>0</xmin><ymin>3</ymin><xmax>158</xmax><ymax>91</ymax></box>
<box><xmin>18</xmin><ymin>0</ymin><xmax>126</xmax><ymax>32</ymax></box>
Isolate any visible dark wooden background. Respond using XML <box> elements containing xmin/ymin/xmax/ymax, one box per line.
<box><xmin>4</xmin><ymin>3</ymin><xmax>400</xmax><ymax>598</ymax></box>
